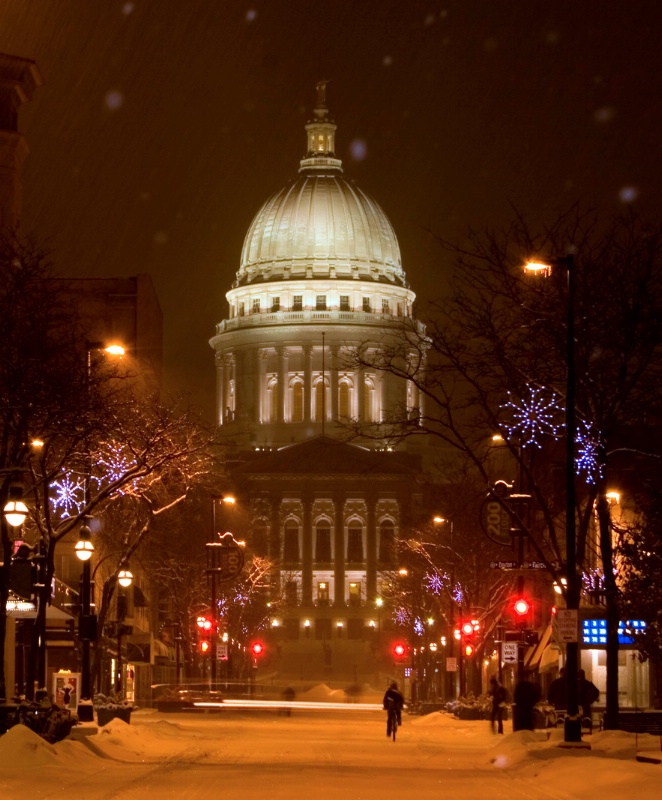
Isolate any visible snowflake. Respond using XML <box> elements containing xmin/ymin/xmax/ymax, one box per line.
<box><xmin>575</xmin><ymin>421</ymin><xmax>604</xmax><ymax>485</ymax></box>
<box><xmin>393</xmin><ymin>607</ymin><xmax>411</xmax><ymax>627</ymax></box>
<box><xmin>424</xmin><ymin>571</ymin><xmax>447</xmax><ymax>595</ymax></box>
<box><xmin>500</xmin><ymin>385</ymin><xmax>564</xmax><ymax>448</ymax></box>
<box><xmin>452</xmin><ymin>584</ymin><xmax>464</xmax><ymax>606</ymax></box>
<box><xmin>413</xmin><ymin>617</ymin><xmax>425</xmax><ymax>637</ymax></box>
<box><xmin>93</xmin><ymin>441</ymin><xmax>138</xmax><ymax>493</ymax></box>
<box><xmin>50</xmin><ymin>472</ymin><xmax>85</xmax><ymax>518</ymax></box>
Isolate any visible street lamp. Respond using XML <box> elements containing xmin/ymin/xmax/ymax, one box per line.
<box><xmin>433</xmin><ymin>515</ymin><xmax>457</xmax><ymax>700</ymax></box>
<box><xmin>115</xmin><ymin>561</ymin><xmax>133</xmax><ymax>696</ymax></box>
<box><xmin>525</xmin><ymin>254</ymin><xmax>581</xmax><ymax>743</ymax></box>
<box><xmin>75</xmin><ymin>518</ymin><xmax>95</xmax><ymax>721</ymax></box>
<box><xmin>3</xmin><ymin>485</ymin><xmax>28</xmax><ymax>528</ymax></box>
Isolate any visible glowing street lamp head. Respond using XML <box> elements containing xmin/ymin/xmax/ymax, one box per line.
<box><xmin>75</xmin><ymin>524</ymin><xmax>94</xmax><ymax>561</ymax></box>
<box><xmin>4</xmin><ymin>499</ymin><xmax>28</xmax><ymax>528</ymax></box>
<box><xmin>524</xmin><ymin>261</ymin><xmax>552</xmax><ymax>277</ymax></box>
<box><xmin>104</xmin><ymin>344</ymin><xmax>125</xmax><ymax>356</ymax></box>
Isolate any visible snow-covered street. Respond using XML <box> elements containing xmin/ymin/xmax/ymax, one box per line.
<box><xmin>0</xmin><ymin>706</ymin><xmax>660</xmax><ymax>799</ymax></box>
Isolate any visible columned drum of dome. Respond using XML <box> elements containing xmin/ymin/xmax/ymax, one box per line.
<box><xmin>210</xmin><ymin>91</ymin><xmax>423</xmax><ymax>448</ymax></box>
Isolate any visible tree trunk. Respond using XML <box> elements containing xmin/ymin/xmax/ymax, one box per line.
<box><xmin>596</xmin><ymin>491</ymin><xmax>620</xmax><ymax>729</ymax></box>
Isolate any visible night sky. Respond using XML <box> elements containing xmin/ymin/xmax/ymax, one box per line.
<box><xmin>1</xmin><ymin>1</ymin><xmax>661</xmax><ymax>417</ymax></box>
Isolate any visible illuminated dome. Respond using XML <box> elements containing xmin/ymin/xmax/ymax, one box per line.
<box><xmin>235</xmin><ymin>92</ymin><xmax>405</xmax><ymax>288</ymax></box>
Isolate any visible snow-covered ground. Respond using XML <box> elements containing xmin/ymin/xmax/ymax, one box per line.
<box><xmin>0</xmin><ymin>698</ymin><xmax>660</xmax><ymax>799</ymax></box>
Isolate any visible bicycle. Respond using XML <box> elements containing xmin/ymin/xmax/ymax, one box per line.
<box><xmin>387</xmin><ymin>705</ymin><xmax>399</xmax><ymax>741</ymax></box>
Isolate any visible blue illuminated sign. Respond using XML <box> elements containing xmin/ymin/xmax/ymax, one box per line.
<box><xmin>581</xmin><ymin>619</ymin><xmax>646</xmax><ymax>647</ymax></box>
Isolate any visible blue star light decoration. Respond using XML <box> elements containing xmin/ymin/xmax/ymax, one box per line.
<box><xmin>393</xmin><ymin>607</ymin><xmax>411</xmax><ymax>627</ymax></box>
<box><xmin>452</xmin><ymin>584</ymin><xmax>464</xmax><ymax>607</ymax></box>
<box><xmin>500</xmin><ymin>386</ymin><xmax>564</xmax><ymax>448</ymax></box>
<box><xmin>424</xmin><ymin>571</ymin><xmax>447</xmax><ymax>595</ymax></box>
<box><xmin>575</xmin><ymin>421</ymin><xmax>604</xmax><ymax>485</ymax></box>
<box><xmin>50</xmin><ymin>472</ymin><xmax>85</xmax><ymax>518</ymax></box>
<box><xmin>413</xmin><ymin>617</ymin><xmax>425</xmax><ymax>637</ymax></box>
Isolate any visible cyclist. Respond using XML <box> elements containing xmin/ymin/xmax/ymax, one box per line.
<box><xmin>383</xmin><ymin>681</ymin><xmax>404</xmax><ymax>737</ymax></box>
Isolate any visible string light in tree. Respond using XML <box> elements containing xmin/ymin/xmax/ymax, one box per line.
<box><xmin>575</xmin><ymin>420</ymin><xmax>604</xmax><ymax>485</ymax></box>
<box><xmin>50</xmin><ymin>472</ymin><xmax>85</xmax><ymax>518</ymax></box>
<box><xmin>500</xmin><ymin>385</ymin><xmax>564</xmax><ymax>448</ymax></box>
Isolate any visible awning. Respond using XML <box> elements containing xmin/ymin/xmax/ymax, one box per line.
<box><xmin>526</xmin><ymin>623</ymin><xmax>553</xmax><ymax>669</ymax></box>
<box><xmin>539</xmin><ymin>644</ymin><xmax>561</xmax><ymax>673</ymax></box>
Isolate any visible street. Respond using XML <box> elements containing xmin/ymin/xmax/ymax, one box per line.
<box><xmin>3</xmin><ymin>707</ymin><xmax>659</xmax><ymax>800</ymax></box>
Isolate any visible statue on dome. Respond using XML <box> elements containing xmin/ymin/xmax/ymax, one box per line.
<box><xmin>316</xmin><ymin>79</ymin><xmax>329</xmax><ymax>107</ymax></box>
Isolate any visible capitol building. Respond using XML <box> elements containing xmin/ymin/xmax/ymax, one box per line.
<box><xmin>210</xmin><ymin>87</ymin><xmax>425</xmax><ymax>684</ymax></box>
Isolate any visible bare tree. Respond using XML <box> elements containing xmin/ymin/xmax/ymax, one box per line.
<box><xmin>347</xmin><ymin>209</ymin><xmax>662</xmax><ymax>726</ymax></box>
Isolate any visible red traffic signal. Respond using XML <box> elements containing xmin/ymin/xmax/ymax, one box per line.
<box><xmin>464</xmin><ymin>643</ymin><xmax>475</xmax><ymax>658</ymax></box>
<box><xmin>197</xmin><ymin>616</ymin><xmax>214</xmax><ymax>632</ymax></box>
<box><xmin>461</xmin><ymin>621</ymin><xmax>475</xmax><ymax>637</ymax></box>
<box><xmin>393</xmin><ymin>643</ymin><xmax>406</xmax><ymax>658</ymax></box>
<box><xmin>513</xmin><ymin>597</ymin><xmax>531</xmax><ymax>617</ymax></box>
<box><xmin>251</xmin><ymin>642</ymin><xmax>264</xmax><ymax>656</ymax></box>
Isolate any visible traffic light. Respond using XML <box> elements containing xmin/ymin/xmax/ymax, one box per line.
<box><xmin>197</xmin><ymin>616</ymin><xmax>214</xmax><ymax>656</ymax></box>
<box><xmin>513</xmin><ymin>597</ymin><xmax>531</xmax><ymax>618</ymax></box>
<box><xmin>199</xmin><ymin>639</ymin><xmax>211</xmax><ymax>655</ymax></box>
<box><xmin>393</xmin><ymin>642</ymin><xmax>407</xmax><ymax>658</ymax></box>
<box><xmin>197</xmin><ymin>616</ymin><xmax>214</xmax><ymax>632</ymax></box>
<box><xmin>251</xmin><ymin>641</ymin><xmax>264</xmax><ymax>657</ymax></box>
<box><xmin>458</xmin><ymin>620</ymin><xmax>480</xmax><ymax>658</ymax></box>
<box><xmin>463</xmin><ymin>643</ymin><xmax>475</xmax><ymax>658</ymax></box>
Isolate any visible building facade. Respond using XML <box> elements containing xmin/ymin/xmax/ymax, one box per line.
<box><xmin>210</xmin><ymin>90</ymin><xmax>425</xmax><ymax>686</ymax></box>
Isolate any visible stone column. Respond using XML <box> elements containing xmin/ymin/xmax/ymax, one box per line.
<box><xmin>357</xmin><ymin>367</ymin><xmax>366</xmax><ymax>422</ymax></box>
<box><xmin>277</xmin><ymin>347</ymin><xmax>288</xmax><ymax>423</ymax></box>
<box><xmin>302</xmin><ymin>496</ymin><xmax>313</xmax><ymax>605</ymax></box>
<box><xmin>333</xmin><ymin>496</ymin><xmax>345</xmax><ymax>607</ymax></box>
<box><xmin>269</xmin><ymin>496</ymin><xmax>281</xmax><ymax>597</ymax></box>
<box><xmin>303</xmin><ymin>345</ymin><xmax>313</xmax><ymax>422</ymax></box>
<box><xmin>330</xmin><ymin>344</ymin><xmax>339</xmax><ymax>421</ymax></box>
<box><xmin>366</xmin><ymin>497</ymin><xmax>377</xmax><ymax>601</ymax></box>
<box><xmin>257</xmin><ymin>349</ymin><xmax>267</xmax><ymax>424</ymax></box>
<box><xmin>216</xmin><ymin>352</ymin><xmax>225</xmax><ymax>426</ymax></box>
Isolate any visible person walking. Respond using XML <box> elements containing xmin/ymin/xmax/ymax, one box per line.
<box><xmin>489</xmin><ymin>676</ymin><xmax>507</xmax><ymax>734</ymax></box>
<box><xmin>547</xmin><ymin>667</ymin><xmax>567</xmax><ymax>711</ymax></box>
<box><xmin>578</xmin><ymin>669</ymin><xmax>599</xmax><ymax>723</ymax></box>
<box><xmin>383</xmin><ymin>681</ymin><xmax>404</xmax><ymax>737</ymax></box>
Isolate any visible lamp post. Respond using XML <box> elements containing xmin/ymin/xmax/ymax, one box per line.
<box><xmin>434</xmin><ymin>516</ymin><xmax>456</xmax><ymax>701</ymax></box>
<box><xmin>115</xmin><ymin>563</ymin><xmax>133</xmax><ymax>696</ymax></box>
<box><xmin>525</xmin><ymin>255</ymin><xmax>581</xmax><ymax>743</ymax></box>
<box><xmin>75</xmin><ymin>518</ymin><xmax>95</xmax><ymax>720</ymax></box>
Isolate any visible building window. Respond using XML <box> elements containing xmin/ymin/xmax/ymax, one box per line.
<box><xmin>339</xmin><ymin>381</ymin><xmax>351</xmax><ymax>419</ymax></box>
<box><xmin>315</xmin><ymin>617</ymin><xmax>332</xmax><ymax>640</ymax></box>
<box><xmin>340</xmin><ymin>295</ymin><xmax>350</xmax><ymax>311</ymax></box>
<box><xmin>266</xmin><ymin>376</ymin><xmax>278</xmax><ymax>423</ymax></box>
<box><xmin>284</xmin><ymin>618</ymin><xmax>299</xmax><ymax>640</ymax></box>
<box><xmin>317</xmin><ymin>581</ymin><xmax>330</xmax><ymax>607</ymax></box>
<box><xmin>364</xmin><ymin>378</ymin><xmax>375</xmax><ymax>422</ymax></box>
<box><xmin>382</xmin><ymin>298</ymin><xmax>390</xmax><ymax>314</ymax></box>
<box><xmin>315</xmin><ymin>380</ymin><xmax>326</xmax><ymax>421</ymax></box>
<box><xmin>252</xmin><ymin>298</ymin><xmax>261</xmax><ymax>314</ymax></box>
<box><xmin>316</xmin><ymin>295</ymin><xmax>327</xmax><ymax>310</ymax></box>
<box><xmin>253</xmin><ymin>520</ymin><xmax>269</xmax><ymax>557</ymax></box>
<box><xmin>291</xmin><ymin>382</ymin><xmax>303</xmax><ymax>422</ymax></box>
<box><xmin>285</xmin><ymin>580</ymin><xmax>299</xmax><ymax>606</ymax></box>
<box><xmin>362</xmin><ymin>297</ymin><xmax>371</xmax><ymax>313</ymax></box>
<box><xmin>271</xmin><ymin>296</ymin><xmax>280</xmax><ymax>312</ymax></box>
<box><xmin>379</xmin><ymin>520</ymin><xmax>395</xmax><ymax>565</ymax></box>
<box><xmin>283</xmin><ymin>521</ymin><xmax>300</xmax><ymax>563</ymax></box>
<box><xmin>315</xmin><ymin>521</ymin><xmax>332</xmax><ymax>563</ymax></box>
<box><xmin>292</xmin><ymin>295</ymin><xmax>303</xmax><ymax>311</ymax></box>
<box><xmin>348</xmin><ymin>582</ymin><xmax>361</xmax><ymax>607</ymax></box>
<box><xmin>239</xmin><ymin>302</ymin><xmax>245</xmax><ymax>317</ymax></box>
<box><xmin>347</xmin><ymin>522</ymin><xmax>363</xmax><ymax>563</ymax></box>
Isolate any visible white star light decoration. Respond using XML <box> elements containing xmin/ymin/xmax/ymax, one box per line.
<box><xmin>575</xmin><ymin>421</ymin><xmax>604</xmax><ymax>485</ymax></box>
<box><xmin>50</xmin><ymin>472</ymin><xmax>85</xmax><ymax>518</ymax></box>
<box><xmin>93</xmin><ymin>441</ymin><xmax>138</xmax><ymax>494</ymax></box>
<box><xmin>393</xmin><ymin>607</ymin><xmax>411</xmax><ymax>627</ymax></box>
<box><xmin>500</xmin><ymin>386</ymin><xmax>564</xmax><ymax>448</ymax></box>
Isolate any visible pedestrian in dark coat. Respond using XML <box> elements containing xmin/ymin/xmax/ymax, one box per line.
<box><xmin>489</xmin><ymin>676</ymin><xmax>507</xmax><ymax>734</ymax></box>
<box><xmin>578</xmin><ymin>670</ymin><xmax>599</xmax><ymax>722</ymax></box>
<box><xmin>383</xmin><ymin>681</ymin><xmax>404</xmax><ymax>736</ymax></box>
<box><xmin>547</xmin><ymin>667</ymin><xmax>567</xmax><ymax>710</ymax></box>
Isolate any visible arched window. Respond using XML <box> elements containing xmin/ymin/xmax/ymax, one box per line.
<box><xmin>314</xmin><ymin>380</ymin><xmax>327</xmax><ymax>421</ymax></box>
<box><xmin>291</xmin><ymin>381</ymin><xmax>303</xmax><ymax>422</ymax></box>
<box><xmin>266</xmin><ymin>376</ymin><xmax>278</xmax><ymax>423</ymax></box>
<box><xmin>379</xmin><ymin>519</ymin><xmax>395</xmax><ymax>565</ymax></box>
<box><xmin>283</xmin><ymin>520</ymin><xmax>300</xmax><ymax>563</ymax></box>
<box><xmin>364</xmin><ymin>377</ymin><xmax>375</xmax><ymax>422</ymax></box>
<box><xmin>315</xmin><ymin>520</ymin><xmax>332</xmax><ymax>563</ymax></box>
<box><xmin>339</xmin><ymin>381</ymin><xmax>351</xmax><ymax>419</ymax></box>
<box><xmin>347</xmin><ymin>521</ymin><xmax>364</xmax><ymax>563</ymax></box>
